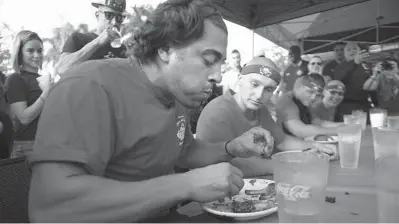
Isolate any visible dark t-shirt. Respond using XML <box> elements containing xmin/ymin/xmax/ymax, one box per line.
<box><xmin>29</xmin><ymin>58</ymin><xmax>193</xmax><ymax>183</ymax></box>
<box><xmin>323</xmin><ymin>60</ymin><xmax>340</xmax><ymax>78</ymax></box>
<box><xmin>62</xmin><ymin>32</ymin><xmax>126</xmax><ymax>60</ymax></box>
<box><xmin>282</xmin><ymin>60</ymin><xmax>309</xmax><ymax>92</ymax></box>
<box><xmin>4</xmin><ymin>71</ymin><xmax>42</xmax><ymax>141</ymax></box>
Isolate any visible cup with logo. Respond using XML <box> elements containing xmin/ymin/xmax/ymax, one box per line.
<box><xmin>272</xmin><ymin>151</ymin><xmax>330</xmax><ymax>223</ymax></box>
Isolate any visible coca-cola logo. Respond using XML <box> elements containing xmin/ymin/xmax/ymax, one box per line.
<box><xmin>276</xmin><ymin>183</ymin><xmax>312</xmax><ymax>201</ymax></box>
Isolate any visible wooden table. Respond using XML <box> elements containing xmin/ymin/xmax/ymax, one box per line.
<box><xmin>177</xmin><ymin>127</ymin><xmax>379</xmax><ymax>223</ymax></box>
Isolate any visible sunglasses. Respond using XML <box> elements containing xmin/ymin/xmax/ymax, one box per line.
<box><xmin>327</xmin><ymin>90</ymin><xmax>344</xmax><ymax>96</ymax></box>
<box><xmin>99</xmin><ymin>10</ymin><xmax>126</xmax><ymax>23</ymax></box>
<box><xmin>310</xmin><ymin>62</ymin><xmax>322</xmax><ymax>66</ymax></box>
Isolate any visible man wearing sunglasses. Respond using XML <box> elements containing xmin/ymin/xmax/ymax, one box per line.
<box><xmin>276</xmin><ymin>73</ymin><xmax>341</xmax><ymax>138</ymax></box>
<box><xmin>311</xmin><ymin>80</ymin><xmax>346</xmax><ymax>122</ymax></box>
<box><xmin>56</xmin><ymin>0</ymin><xmax>127</xmax><ymax>76</ymax></box>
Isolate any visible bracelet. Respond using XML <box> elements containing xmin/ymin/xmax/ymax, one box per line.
<box><xmin>224</xmin><ymin>140</ymin><xmax>235</xmax><ymax>157</ymax></box>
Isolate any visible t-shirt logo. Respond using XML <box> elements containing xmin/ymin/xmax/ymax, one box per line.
<box><xmin>285</xmin><ymin>73</ymin><xmax>291</xmax><ymax>77</ymax></box>
<box><xmin>176</xmin><ymin>115</ymin><xmax>186</xmax><ymax>146</ymax></box>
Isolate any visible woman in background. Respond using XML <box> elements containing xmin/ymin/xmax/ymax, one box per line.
<box><xmin>4</xmin><ymin>30</ymin><xmax>53</xmax><ymax>158</ymax></box>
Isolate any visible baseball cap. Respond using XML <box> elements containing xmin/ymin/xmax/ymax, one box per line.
<box><xmin>92</xmin><ymin>0</ymin><xmax>126</xmax><ymax>13</ymax></box>
<box><xmin>240</xmin><ymin>57</ymin><xmax>281</xmax><ymax>85</ymax></box>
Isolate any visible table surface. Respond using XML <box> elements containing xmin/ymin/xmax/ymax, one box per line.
<box><xmin>177</xmin><ymin>127</ymin><xmax>379</xmax><ymax>223</ymax></box>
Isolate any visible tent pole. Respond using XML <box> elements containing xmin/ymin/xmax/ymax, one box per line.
<box><xmin>252</xmin><ymin>29</ymin><xmax>255</xmax><ymax>57</ymax></box>
<box><xmin>376</xmin><ymin>0</ymin><xmax>381</xmax><ymax>43</ymax></box>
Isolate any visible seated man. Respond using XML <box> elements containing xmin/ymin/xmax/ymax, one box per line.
<box><xmin>276</xmin><ymin>73</ymin><xmax>341</xmax><ymax>139</ymax></box>
<box><xmin>311</xmin><ymin>80</ymin><xmax>346</xmax><ymax>122</ymax></box>
<box><xmin>196</xmin><ymin>57</ymin><xmax>337</xmax><ymax>177</ymax></box>
<box><xmin>28</xmin><ymin>1</ymin><xmax>277</xmax><ymax>222</ymax></box>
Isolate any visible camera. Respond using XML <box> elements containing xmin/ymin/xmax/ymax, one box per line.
<box><xmin>380</xmin><ymin>60</ymin><xmax>394</xmax><ymax>71</ymax></box>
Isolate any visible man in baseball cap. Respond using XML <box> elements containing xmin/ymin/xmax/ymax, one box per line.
<box><xmin>311</xmin><ymin>80</ymin><xmax>346</xmax><ymax>121</ymax></box>
<box><xmin>55</xmin><ymin>0</ymin><xmax>127</xmax><ymax>76</ymax></box>
<box><xmin>197</xmin><ymin>57</ymin><xmax>337</xmax><ymax>177</ymax></box>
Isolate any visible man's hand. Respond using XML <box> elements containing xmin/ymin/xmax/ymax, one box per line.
<box><xmin>96</xmin><ymin>26</ymin><xmax>120</xmax><ymax>46</ymax></box>
<box><xmin>354</xmin><ymin>50</ymin><xmax>370</xmax><ymax>64</ymax></box>
<box><xmin>184</xmin><ymin>163</ymin><xmax>244</xmax><ymax>203</ymax></box>
<box><xmin>227</xmin><ymin>126</ymin><xmax>274</xmax><ymax>158</ymax></box>
<box><xmin>307</xmin><ymin>142</ymin><xmax>338</xmax><ymax>160</ymax></box>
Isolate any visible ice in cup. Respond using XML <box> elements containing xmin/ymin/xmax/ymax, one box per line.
<box><xmin>351</xmin><ymin>111</ymin><xmax>367</xmax><ymax>130</ymax></box>
<box><xmin>369</xmin><ymin>108</ymin><xmax>387</xmax><ymax>128</ymax></box>
<box><xmin>272</xmin><ymin>151</ymin><xmax>330</xmax><ymax>223</ymax></box>
<box><xmin>344</xmin><ymin>114</ymin><xmax>359</xmax><ymax>125</ymax></box>
<box><xmin>338</xmin><ymin>124</ymin><xmax>362</xmax><ymax>169</ymax></box>
<box><xmin>387</xmin><ymin>116</ymin><xmax>399</xmax><ymax>129</ymax></box>
<box><xmin>371</xmin><ymin>127</ymin><xmax>399</xmax><ymax>160</ymax></box>
<box><xmin>376</xmin><ymin>153</ymin><xmax>399</xmax><ymax>222</ymax></box>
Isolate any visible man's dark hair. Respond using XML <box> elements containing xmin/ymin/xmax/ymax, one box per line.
<box><xmin>231</xmin><ymin>49</ymin><xmax>240</xmax><ymax>54</ymax></box>
<box><xmin>289</xmin><ymin>45</ymin><xmax>301</xmax><ymax>55</ymax></box>
<box><xmin>334</xmin><ymin>42</ymin><xmax>346</xmax><ymax>48</ymax></box>
<box><xmin>128</xmin><ymin>0</ymin><xmax>227</xmax><ymax>63</ymax></box>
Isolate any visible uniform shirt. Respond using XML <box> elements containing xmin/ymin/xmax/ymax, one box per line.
<box><xmin>29</xmin><ymin>58</ymin><xmax>193</xmax><ymax>182</ymax></box>
<box><xmin>196</xmin><ymin>91</ymin><xmax>285</xmax><ymax>147</ymax></box>
<box><xmin>276</xmin><ymin>92</ymin><xmax>313</xmax><ymax>137</ymax></box>
<box><xmin>62</xmin><ymin>32</ymin><xmax>126</xmax><ymax>60</ymax></box>
<box><xmin>4</xmin><ymin>70</ymin><xmax>42</xmax><ymax>141</ymax></box>
<box><xmin>282</xmin><ymin>60</ymin><xmax>308</xmax><ymax>92</ymax></box>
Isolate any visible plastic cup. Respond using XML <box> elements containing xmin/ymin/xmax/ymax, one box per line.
<box><xmin>272</xmin><ymin>151</ymin><xmax>330</xmax><ymax>223</ymax></box>
<box><xmin>369</xmin><ymin>108</ymin><xmax>387</xmax><ymax>128</ymax></box>
<box><xmin>338</xmin><ymin>124</ymin><xmax>362</xmax><ymax>169</ymax></box>
<box><xmin>387</xmin><ymin>116</ymin><xmax>399</xmax><ymax>129</ymax></box>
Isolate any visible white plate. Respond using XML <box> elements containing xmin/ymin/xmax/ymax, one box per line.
<box><xmin>201</xmin><ymin>179</ymin><xmax>277</xmax><ymax>221</ymax></box>
<box><xmin>305</xmin><ymin>135</ymin><xmax>338</xmax><ymax>144</ymax></box>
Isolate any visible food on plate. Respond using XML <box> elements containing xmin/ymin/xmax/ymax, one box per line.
<box><xmin>314</xmin><ymin>134</ymin><xmax>334</xmax><ymax>142</ymax></box>
<box><xmin>232</xmin><ymin>200</ymin><xmax>256</xmax><ymax>213</ymax></box>
<box><xmin>208</xmin><ymin>182</ymin><xmax>277</xmax><ymax>213</ymax></box>
<box><xmin>245</xmin><ymin>183</ymin><xmax>275</xmax><ymax>196</ymax></box>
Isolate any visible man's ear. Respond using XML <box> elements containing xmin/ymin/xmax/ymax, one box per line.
<box><xmin>95</xmin><ymin>11</ymin><xmax>99</xmax><ymax>19</ymax></box>
<box><xmin>157</xmin><ymin>46</ymin><xmax>171</xmax><ymax>64</ymax></box>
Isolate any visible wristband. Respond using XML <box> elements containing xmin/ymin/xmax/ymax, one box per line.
<box><xmin>224</xmin><ymin>140</ymin><xmax>235</xmax><ymax>157</ymax></box>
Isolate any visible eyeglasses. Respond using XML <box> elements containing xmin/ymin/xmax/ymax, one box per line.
<box><xmin>303</xmin><ymin>85</ymin><xmax>324</xmax><ymax>98</ymax></box>
<box><xmin>99</xmin><ymin>10</ymin><xmax>126</xmax><ymax>23</ymax></box>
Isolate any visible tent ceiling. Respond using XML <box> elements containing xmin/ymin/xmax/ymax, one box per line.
<box><xmin>249</xmin><ymin>0</ymin><xmax>399</xmax><ymax>53</ymax></box>
<box><xmin>211</xmin><ymin>0</ymin><xmax>370</xmax><ymax>29</ymax></box>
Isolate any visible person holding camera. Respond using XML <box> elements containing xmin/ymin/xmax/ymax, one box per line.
<box><xmin>331</xmin><ymin>42</ymin><xmax>374</xmax><ymax>122</ymax></box>
<box><xmin>363</xmin><ymin>60</ymin><xmax>399</xmax><ymax>115</ymax></box>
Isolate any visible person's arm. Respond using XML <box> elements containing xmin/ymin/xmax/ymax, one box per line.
<box><xmin>5</xmin><ymin>74</ymin><xmax>48</xmax><ymax>125</ymax></box>
<box><xmin>312</xmin><ymin>117</ymin><xmax>344</xmax><ymax>128</ymax></box>
<box><xmin>363</xmin><ymin>73</ymin><xmax>380</xmax><ymax>91</ymax></box>
<box><xmin>55</xmin><ymin>35</ymin><xmax>103</xmax><ymax>76</ymax></box>
<box><xmin>284</xmin><ymin>119</ymin><xmax>338</xmax><ymax>138</ymax></box>
<box><xmin>30</xmin><ymin>162</ymin><xmax>192</xmax><ymax>222</ymax></box>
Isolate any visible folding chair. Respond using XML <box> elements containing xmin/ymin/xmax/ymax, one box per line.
<box><xmin>0</xmin><ymin>157</ymin><xmax>31</xmax><ymax>223</ymax></box>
